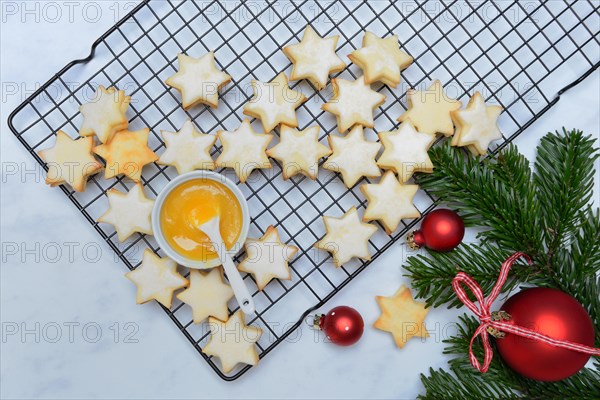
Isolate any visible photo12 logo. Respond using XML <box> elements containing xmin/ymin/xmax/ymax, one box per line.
<box><xmin>1</xmin><ymin>240</ymin><xmax>144</xmax><ymax>265</ymax></box>
<box><xmin>1</xmin><ymin>321</ymin><xmax>140</xmax><ymax>344</ymax></box>
<box><xmin>1</xmin><ymin>80</ymin><xmax>140</xmax><ymax>104</ymax></box>
<box><xmin>1</xmin><ymin>1</ymin><xmax>138</xmax><ymax>24</ymax></box>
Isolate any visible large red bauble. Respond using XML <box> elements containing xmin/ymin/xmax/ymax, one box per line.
<box><xmin>408</xmin><ymin>209</ymin><xmax>465</xmax><ymax>251</ymax></box>
<box><xmin>495</xmin><ymin>287</ymin><xmax>595</xmax><ymax>381</ymax></box>
<box><xmin>318</xmin><ymin>306</ymin><xmax>364</xmax><ymax>346</ymax></box>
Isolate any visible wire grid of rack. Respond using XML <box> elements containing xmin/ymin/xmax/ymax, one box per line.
<box><xmin>8</xmin><ymin>0</ymin><xmax>600</xmax><ymax>381</ymax></box>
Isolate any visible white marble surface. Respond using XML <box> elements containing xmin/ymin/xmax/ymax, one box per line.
<box><xmin>1</xmin><ymin>2</ymin><xmax>599</xmax><ymax>399</ymax></box>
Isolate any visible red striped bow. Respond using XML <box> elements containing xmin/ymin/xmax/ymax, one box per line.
<box><xmin>452</xmin><ymin>251</ymin><xmax>600</xmax><ymax>373</ymax></box>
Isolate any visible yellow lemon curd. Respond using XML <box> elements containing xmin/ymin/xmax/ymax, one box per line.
<box><xmin>160</xmin><ymin>178</ymin><xmax>243</xmax><ymax>262</ymax></box>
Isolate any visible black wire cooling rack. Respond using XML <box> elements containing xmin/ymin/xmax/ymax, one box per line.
<box><xmin>8</xmin><ymin>0</ymin><xmax>600</xmax><ymax>381</ymax></box>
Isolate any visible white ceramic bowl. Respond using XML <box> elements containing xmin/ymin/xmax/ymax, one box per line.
<box><xmin>151</xmin><ymin>170</ymin><xmax>250</xmax><ymax>269</ymax></box>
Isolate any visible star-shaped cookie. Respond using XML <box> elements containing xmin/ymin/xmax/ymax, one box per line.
<box><xmin>243</xmin><ymin>72</ymin><xmax>307</xmax><ymax>133</ymax></box>
<box><xmin>203</xmin><ymin>310</ymin><xmax>262</xmax><ymax>373</ymax></box>
<box><xmin>238</xmin><ymin>226</ymin><xmax>298</xmax><ymax>290</ymax></box>
<box><xmin>377</xmin><ymin>121</ymin><xmax>436</xmax><ymax>183</ymax></box>
<box><xmin>97</xmin><ymin>183</ymin><xmax>154</xmax><ymax>242</ymax></box>
<box><xmin>37</xmin><ymin>130</ymin><xmax>103</xmax><ymax>192</ymax></box>
<box><xmin>322</xmin><ymin>76</ymin><xmax>386</xmax><ymax>133</ymax></box>
<box><xmin>374</xmin><ymin>285</ymin><xmax>429</xmax><ymax>349</ymax></box>
<box><xmin>125</xmin><ymin>249</ymin><xmax>188</xmax><ymax>308</ymax></box>
<box><xmin>93</xmin><ymin>128</ymin><xmax>158</xmax><ymax>182</ymax></box>
<box><xmin>165</xmin><ymin>52</ymin><xmax>231</xmax><ymax>109</ymax></box>
<box><xmin>79</xmin><ymin>85</ymin><xmax>130</xmax><ymax>143</ymax></box>
<box><xmin>323</xmin><ymin>126</ymin><xmax>381</xmax><ymax>188</ymax></box>
<box><xmin>282</xmin><ymin>25</ymin><xmax>346</xmax><ymax>90</ymax></box>
<box><xmin>348</xmin><ymin>31</ymin><xmax>413</xmax><ymax>88</ymax></box>
<box><xmin>176</xmin><ymin>268</ymin><xmax>234</xmax><ymax>324</ymax></box>
<box><xmin>315</xmin><ymin>207</ymin><xmax>377</xmax><ymax>267</ymax></box>
<box><xmin>398</xmin><ymin>80</ymin><xmax>462</xmax><ymax>136</ymax></box>
<box><xmin>266</xmin><ymin>125</ymin><xmax>331</xmax><ymax>180</ymax></box>
<box><xmin>216</xmin><ymin>119</ymin><xmax>273</xmax><ymax>183</ymax></box>
<box><xmin>360</xmin><ymin>171</ymin><xmax>420</xmax><ymax>234</ymax></box>
<box><xmin>451</xmin><ymin>91</ymin><xmax>503</xmax><ymax>156</ymax></box>
<box><xmin>158</xmin><ymin>120</ymin><xmax>216</xmax><ymax>174</ymax></box>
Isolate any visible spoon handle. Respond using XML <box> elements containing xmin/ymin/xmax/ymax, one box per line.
<box><xmin>221</xmin><ymin>253</ymin><xmax>256</xmax><ymax>315</ymax></box>
<box><xmin>198</xmin><ymin>216</ymin><xmax>255</xmax><ymax>315</ymax></box>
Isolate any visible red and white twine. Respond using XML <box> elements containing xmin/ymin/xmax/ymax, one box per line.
<box><xmin>452</xmin><ymin>251</ymin><xmax>600</xmax><ymax>373</ymax></box>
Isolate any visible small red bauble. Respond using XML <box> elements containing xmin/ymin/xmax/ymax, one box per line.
<box><xmin>495</xmin><ymin>287</ymin><xmax>595</xmax><ymax>381</ymax></box>
<box><xmin>407</xmin><ymin>209</ymin><xmax>465</xmax><ymax>251</ymax></box>
<box><xmin>314</xmin><ymin>306</ymin><xmax>364</xmax><ymax>346</ymax></box>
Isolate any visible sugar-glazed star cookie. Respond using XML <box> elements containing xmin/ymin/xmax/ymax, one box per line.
<box><xmin>79</xmin><ymin>85</ymin><xmax>130</xmax><ymax>144</ymax></box>
<box><xmin>125</xmin><ymin>249</ymin><xmax>188</xmax><ymax>308</ymax></box>
<box><xmin>176</xmin><ymin>268</ymin><xmax>234</xmax><ymax>324</ymax></box>
<box><xmin>93</xmin><ymin>128</ymin><xmax>158</xmax><ymax>182</ymax></box>
<box><xmin>282</xmin><ymin>26</ymin><xmax>346</xmax><ymax>90</ymax></box>
<box><xmin>377</xmin><ymin>121</ymin><xmax>436</xmax><ymax>183</ymax></box>
<box><xmin>216</xmin><ymin>119</ymin><xmax>273</xmax><ymax>183</ymax></box>
<box><xmin>451</xmin><ymin>91</ymin><xmax>503</xmax><ymax>156</ymax></box>
<box><xmin>238</xmin><ymin>226</ymin><xmax>298</xmax><ymax>290</ymax></box>
<box><xmin>97</xmin><ymin>183</ymin><xmax>154</xmax><ymax>242</ymax></box>
<box><xmin>315</xmin><ymin>207</ymin><xmax>377</xmax><ymax>267</ymax></box>
<box><xmin>374</xmin><ymin>284</ymin><xmax>429</xmax><ymax>349</ymax></box>
<box><xmin>158</xmin><ymin>120</ymin><xmax>216</xmax><ymax>174</ymax></box>
<box><xmin>398</xmin><ymin>80</ymin><xmax>462</xmax><ymax>136</ymax></box>
<box><xmin>323</xmin><ymin>126</ymin><xmax>381</xmax><ymax>188</ymax></box>
<box><xmin>348</xmin><ymin>32</ymin><xmax>413</xmax><ymax>88</ymax></box>
<box><xmin>165</xmin><ymin>52</ymin><xmax>231</xmax><ymax>109</ymax></box>
<box><xmin>203</xmin><ymin>310</ymin><xmax>262</xmax><ymax>373</ymax></box>
<box><xmin>266</xmin><ymin>125</ymin><xmax>331</xmax><ymax>180</ymax></box>
<box><xmin>360</xmin><ymin>171</ymin><xmax>420</xmax><ymax>234</ymax></box>
<box><xmin>322</xmin><ymin>76</ymin><xmax>386</xmax><ymax>133</ymax></box>
<box><xmin>37</xmin><ymin>131</ymin><xmax>103</xmax><ymax>192</ymax></box>
<box><xmin>243</xmin><ymin>72</ymin><xmax>307</xmax><ymax>133</ymax></box>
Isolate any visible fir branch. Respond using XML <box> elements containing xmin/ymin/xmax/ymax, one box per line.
<box><xmin>407</xmin><ymin>129</ymin><xmax>600</xmax><ymax>398</ymax></box>
<box><xmin>442</xmin><ymin>315</ymin><xmax>481</xmax><ymax>357</ymax></box>
<box><xmin>534</xmin><ymin>129</ymin><xmax>598</xmax><ymax>269</ymax></box>
<box><xmin>521</xmin><ymin>366</ymin><xmax>600</xmax><ymax>399</ymax></box>
<box><xmin>421</xmin><ymin>354</ymin><xmax>600</xmax><ymax>399</ymax></box>
<box><xmin>404</xmin><ymin>244</ymin><xmax>540</xmax><ymax>308</ymax></box>
<box><xmin>438</xmin><ymin>315</ymin><xmax>600</xmax><ymax>399</ymax></box>
<box><xmin>570</xmin><ymin>207</ymin><xmax>600</xmax><ymax>276</ymax></box>
<box><xmin>419</xmin><ymin>367</ymin><xmax>519</xmax><ymax>400</ymax></box>
<box><xmin>443</xmin><ymin>315</ymin><xmax>531</xmax><ymax>388</ymax></box>
<box><xmin>415</xmin><ymin>143</ymin><xmax>544</xmax><ymax>257</ymax></box>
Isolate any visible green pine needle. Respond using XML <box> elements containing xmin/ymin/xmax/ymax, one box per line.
<box><xmin>421</xmin><ymin>315</ymin><xmax>600</xmax><ymax>399</ymax></box>
<box><xmin>534</xmin><ymin>129</ymin><xmax>598</xmax><ymax>255</ymax></box>
<box><xmin>406</xmin><ymin>129</ymin><xmax>600</xmax><ymax>398</ymax></box>
<box><xmin>404</xmin><ymin>244</ymin><xmax>538</xmax><ymax>308</ymax></box>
